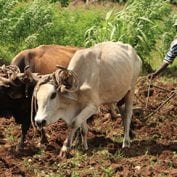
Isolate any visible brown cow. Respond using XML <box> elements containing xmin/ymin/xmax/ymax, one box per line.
<box><xmin>11</xmin><ymin>45</ymin><xmax>81</xmax><ymax>74</ymax></box>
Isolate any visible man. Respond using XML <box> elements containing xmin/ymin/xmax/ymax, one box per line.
<box><xmin>149</xmin><ymin>19</ymin><xmax>177</xmax><ymax>79</ymax></box>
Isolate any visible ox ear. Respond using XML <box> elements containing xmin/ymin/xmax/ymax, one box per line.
<box><xmin>56</xmin><ymin>65</ymin><xmax>67</xmax><ymax>70</ymax></box>
<box><xmin>54</xmin><ymin>67</ymin><xmax>79</xmax><ymax>93</ymax></box>
<box><xmin>61</xmin><ymin>92</ymin><xmax>78</xmax><ymax>101</ymax></box>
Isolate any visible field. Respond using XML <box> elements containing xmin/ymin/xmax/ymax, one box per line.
<box><xmin>0</xmin><ymin>77</ymin><xmax>176</xmax><ymax>177</ymax></box>
<box><xmin>0</xmin><ymin>0</ymin><xmax>177</xmax><ymax>176</ymax></box>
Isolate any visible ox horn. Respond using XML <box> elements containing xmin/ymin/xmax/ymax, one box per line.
<box><xmin>0</xmin><ymin>65</ymin><xmax>7</xmax><ymax>77</ymax></box>
<box><xmin>0</xmin><ymin>76</ymin><xmax>22</xmax><ymax>87</ymax></box>
<box><xmin>0</xmin><ymin>64</ymin><xmax>5</xmax><ymax>71</ymax></box>
<box><xmin>0</xmin><ymin>65</ymin><xmax>21</xmax><ymax>87</ymax></box>
<box><xmin>54</xmin><ymin>65</ymin><xmax>79</xmax><ymax>93</ymax></box>
<box><xmin>23</xmin><ymin>65</ymin><xmax>42</xmax><ymax>84</ymax></box>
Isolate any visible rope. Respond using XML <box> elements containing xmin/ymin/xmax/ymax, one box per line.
<box><xmin>30</xmin><ymin>94</ymin><xmax>37</xmax><ymax>138</ymax></box>
<box><xmin>30</xmin><ymin>75</ymin><xmax>51</xmax><ymax>140</ymax></box>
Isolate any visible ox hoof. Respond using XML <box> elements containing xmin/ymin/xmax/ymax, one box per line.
<box><xmin>122</xmin><ymin>140</ymin><xmax>130</xmax><ymax>148</ymax></box>
<box><xmin>82</xmin><ymin>142</ymin><xmax>88</xmax><ymax>151</ymax></box>
<box><xmin>59</xmin><ymin>145</ymin><xmax>70</xmax><ymax>158</ymax></box>
<box><xmin>83</xmin><ymin>145</ymin><xmax>88</xmax><ymax>151</ymax></box>
<box><xmin>59</xmin><ymin>150</ymin><xmax>71</xmax><ymax>159</ymax></box>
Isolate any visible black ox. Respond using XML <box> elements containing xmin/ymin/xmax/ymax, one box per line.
<box><xmin>0</xmin><ymin>65</ymin><xmax>47</xmax><ymax>151</ymax></box>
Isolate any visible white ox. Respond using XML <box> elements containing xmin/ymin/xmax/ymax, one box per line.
<box><xmin>34</xmin><ymin>41</ymin><xmax>142</xmax><ymax>156</ymax></box>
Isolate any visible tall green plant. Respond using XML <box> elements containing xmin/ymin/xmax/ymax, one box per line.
<box><xmin>0</xmin><ymin>0</ymin><xmax>55</xmax><ymax>59</ymax></box>
<box><xmin>0</xmin><ymin>0</ymin><xmax>104</xmax><ymax>61</ymax></box>
<box><xmin>52</xmin><ymin>8</ymin><xmax>103</xmax><ymax>46</ymax></box>
<box><xmin>10</xmin><ymin>0</ymin><xmax>54</xmax><ymax>49</ymax></box>
<box><xmin>0</xmin><ymin>0</ymin><xmax>22</xmax><ymax>52</ymax></box>
<box><xmin>84</xmin><ymin>0</ymin><xmax>173</xmax><ymax>70</ymax></box>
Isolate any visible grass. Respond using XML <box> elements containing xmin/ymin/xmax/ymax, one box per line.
<box><xmin>114</xmin><ymin>149</ymin><xmax>125</xmax><ymax>159</ymax></box>
<box><xmin>101</xmin><ymin>166</ymin><xmax>114</xmax><ymax>177</ymax></box>
<box><xmin>4</xmin><ymin>125</ymin><xmax>18</xmax><ymax>143</ymax></box>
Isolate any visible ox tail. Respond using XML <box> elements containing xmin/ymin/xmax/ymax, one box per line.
<box><xmin>11</xmin><ymin>50</ymin><xmax>35</xmax><ymax>72</ymax></box>
<box><xmin>132</xmin><ymin>48</ymin><xmax>142</xmax><ymax>82</ymax></box>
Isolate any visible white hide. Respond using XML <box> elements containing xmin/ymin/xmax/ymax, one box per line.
<box><xmin>34</xmin><ymin>41</ymin><xmax>142</xmax><ymax>151</ymax></box>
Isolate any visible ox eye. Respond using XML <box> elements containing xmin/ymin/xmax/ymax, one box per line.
<box><xmin>50</xmin><ymin>92</ymin><xmax>56</xmax><ymax>99</ymax></box>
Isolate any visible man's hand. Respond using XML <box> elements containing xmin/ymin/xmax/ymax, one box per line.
<box><xmin>148</xmin><ymin>62</ymin><xmax>169</xmax><ymax>80</ymax></box>
<box><xmin>148</xmin><ymin>73</ymin><xmax>157</xmax><ymax>80</ymax></box>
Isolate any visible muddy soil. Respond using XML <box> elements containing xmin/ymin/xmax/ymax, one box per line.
<box><xmin>0</xmin><ymin>78</ymin><xmax>177</xmax><ymax>177</ymax></box>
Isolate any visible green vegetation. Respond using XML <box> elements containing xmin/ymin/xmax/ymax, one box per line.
<box><xmin>0</xmin><ymin>0</ymin><xmax>177</xmax><ymax>71</ymax></box>
<box><xmin>85</xmin><ymin>0</ymin><xmax>176</xmax><ymax>71</ymax></box>
<box><xmin>4</xmin><ymin>124</ymin><xmax>17</xmax><ymax>143</ymax></box>
<box><xmin>0</xmin><ymin>0</ymin><xmax>104</xmax><ymax>61</ymax></box>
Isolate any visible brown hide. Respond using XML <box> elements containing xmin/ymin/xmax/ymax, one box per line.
<box><xmin>11</xmin><ymin>45</ymin><xmax>81</xmax><ymax>74</ymax></box>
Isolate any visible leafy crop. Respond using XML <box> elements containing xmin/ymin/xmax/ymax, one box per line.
<box><xmin>85</xmin><ymin>0</ymin><xmax>175</xmax><ymax>69</ymax></box>
<box><xmin>0</xmin><ymin>0</ymin><xmax>176</xmax><ymax>72</ymax></box>
<box><xmin>0</xmin><ymin>0</ymin><xmax>54</xmax><ymax>60</ymax></box>
<box><xmin>0</xmin><ymin>0</ymin><xmax>104</xmax><ymax>61</ymax></box>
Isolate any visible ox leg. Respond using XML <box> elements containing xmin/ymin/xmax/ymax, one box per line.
<box><xmin>118</xmin><ymin>104</ymin><xmax>135</xmax><ymax>140</ymax></box>
<box><xmin>110</xmin><ymin>103</ymin><xmax>120</xmax><ymax>118</ymax></box>
<box><xmin>40</xmin><ymin>128</ymin><xmax>48</xmax><ymax>145</ymax></box>
<box><xmin>59</xmin><ymin>128</ymin><xmax>77</xmax><ymax>157</ymax></box>
<box><xmin>16</xmin><ymin>123</ymin><xmax>30</xmax><ymax>151</ymax></box>
<box><xmin>80</xmin><ymin>121</ymin><xmax>88</xmax><ymax>150</ymax></box>
<box><xmin>118</xmin><ymin>90</ymin><xmax>134</xmax><ymax>148</ymax></box>
<box><xmin>59</xmin><ymin>104</ymin><xmax>97</xmax><ymax>157</ymax></box>
<box><xmin>118</xmin><ymin>104</ymin><xmax>125</xmax><ymax>119</ymax></box>
<box><xmin>72</xmin><ymin>122</ymin><xmax>88</xmax><ymax>150</ymax></box>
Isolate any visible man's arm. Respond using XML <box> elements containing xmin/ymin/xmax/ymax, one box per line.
<box><xmin>149</xmin><ymin>42</ymin><xmax>177</xmax><ymax>79</ymax></box>
<box><xmin>149</xmin><ymin>62</ymin><xmax>169</xmax><ymax>79</ymax></box>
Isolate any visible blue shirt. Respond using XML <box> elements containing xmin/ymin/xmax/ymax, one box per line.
<box><xmin>164</xmin><ymin>38</ymin><xmax>177</xmax><ymax>64</ymax></box>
